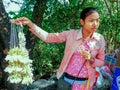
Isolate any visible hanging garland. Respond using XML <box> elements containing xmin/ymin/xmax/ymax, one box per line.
<box><xmin>4</xmin><ymin>24</ymin><xmax>34</xmax><ymax>85</ymax></box>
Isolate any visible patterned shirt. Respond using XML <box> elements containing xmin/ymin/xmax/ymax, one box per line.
<box><xmin>65</xmin><ymin>39</ymin><xmax>90</xmax><ymax>78</ymax></box>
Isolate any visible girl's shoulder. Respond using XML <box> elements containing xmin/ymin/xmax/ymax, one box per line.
<box><xmin>93</xmin><ymin>32</ymin><xmax>105</xmax><ymax>41</ymax></box>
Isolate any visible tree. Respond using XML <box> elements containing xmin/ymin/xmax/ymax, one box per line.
<box><xmin>0</xmin><ymin>0</ymin><xmax>10</xmax><ymax>89</ymax></box>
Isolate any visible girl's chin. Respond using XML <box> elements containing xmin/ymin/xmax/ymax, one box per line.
<box><xmin>92</xmin><ymin>29</ymin><xmax>97</xmax><ymax>32</ymax></box>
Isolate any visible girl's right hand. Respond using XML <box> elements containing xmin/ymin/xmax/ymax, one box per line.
<box><xmin>11</xmin><ymin>17</ymin><xmax>34</xmax><ymax>28</ymax></box>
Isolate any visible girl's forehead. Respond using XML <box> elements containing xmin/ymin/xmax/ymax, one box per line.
<box><xmin>86</xmin><ymin>12</ymin><xmax>99</xmax><ymax>19</ymax></box>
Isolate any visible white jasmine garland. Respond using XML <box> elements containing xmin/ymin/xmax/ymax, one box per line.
<box><xmin>4</xmin><ymin>27</ymin><xmax>34</xmax><ymax>85</ymax></box>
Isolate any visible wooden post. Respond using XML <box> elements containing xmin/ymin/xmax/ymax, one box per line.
<box><xmin>115</xmin><ymin>47</ymin><xmax>120</xmax><ymax>67</ymax></box>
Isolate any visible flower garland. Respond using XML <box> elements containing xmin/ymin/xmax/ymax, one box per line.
<box><xmin>4</xmin><ymin>25</ymin><xmax>34</xmax><ymax>85</ymax></box>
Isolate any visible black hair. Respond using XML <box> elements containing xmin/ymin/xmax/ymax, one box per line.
<box><xmin>80</xmin><ymin>7</ymin><xmax>99</xmax><ymax>20</ymax></box>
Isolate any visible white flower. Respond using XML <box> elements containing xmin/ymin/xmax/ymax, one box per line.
<box><xmin>22</xmin><ymin>77</ymin><xmax>34</xmax><ymax>85</ymax></box>
<box><xmin>18</xmin><ymin>32</ymin><xmax>26</xmax><ymax>48</ymax></box>
<box><xmin>4</xmin><ymin>67</ymin><xmax>13</xmax><ymax>73</ymax></box>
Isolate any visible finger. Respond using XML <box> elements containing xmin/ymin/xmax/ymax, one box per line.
<box><xmin>10</xmin><ymin>20</ymin><xmax>20</xmax><ymax>25</ymax></box>
<box><xmin>11</xmin><ymin>17</ymin><xmax>25</xmax><ymax>25</ymax></box>
<box><xmin>10</xmin><ymin>20</ymin><xmax>15</xmax><ymax>23</ymax></box>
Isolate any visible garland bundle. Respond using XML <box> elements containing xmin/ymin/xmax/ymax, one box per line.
<box><xmin>4</xmin><ymin>24</ymin><xmax>34</xmax><ymax>85</ymax></box>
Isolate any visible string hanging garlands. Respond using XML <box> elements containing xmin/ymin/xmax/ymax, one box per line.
<box><xmin>4</xmin><ymin>24</ymin><xmax>34</xmax><ymax>85</ymax></box>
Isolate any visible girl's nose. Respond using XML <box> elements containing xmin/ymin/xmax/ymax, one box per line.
<box><xmin>93</xmin><ymin>20</ymin><xmax>99</xmax><ymax>27</ymax></box>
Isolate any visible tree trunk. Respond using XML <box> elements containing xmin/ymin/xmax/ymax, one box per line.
<box><xmin>115</xmin><ymin>47</ymin><xmax>120</xmax><ymax>67</ymax></box>
<box><xmin>0</xmin><ymin>0</ymin><xmax>10</xmax><ymax>89</ymax></box>
<box><xmin>26</xmin><ymin>0</ymin><xmax>47</xmax><ymax>58</ymax></box>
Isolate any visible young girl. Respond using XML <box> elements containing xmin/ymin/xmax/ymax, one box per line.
<box><xmin>11</xmin><ymin>7</ymin><xmax>105</xmax><ymax>90</ymax></box>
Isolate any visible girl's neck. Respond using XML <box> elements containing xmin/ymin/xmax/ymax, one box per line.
<box><xmin>82</xmin><ymin>29</ymin><xmax>92</xmax><ymax>40</ymax></box>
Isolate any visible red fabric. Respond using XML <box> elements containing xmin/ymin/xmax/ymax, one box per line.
<box><xmin>94</xmin><ymin>71</ymin><xmax>100</xmax><ymax>86</ymax></box>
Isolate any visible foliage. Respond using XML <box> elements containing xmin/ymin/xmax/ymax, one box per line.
<box><xmin>32</xmin><ymin>40</ymin><xmax>64</xmax><ymax>77</ymax></box>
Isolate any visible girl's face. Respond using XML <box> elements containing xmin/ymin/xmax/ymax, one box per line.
<box><xmin>80</xmin><ymin>12</ymin><xmax>100</xmax><ymax>33</ymax></box>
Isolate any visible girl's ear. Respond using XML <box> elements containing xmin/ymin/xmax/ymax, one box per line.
<box><xmin>80</xmin><ymin>19</ymin><xmax>84</xmax><ymax>26</ymax></box>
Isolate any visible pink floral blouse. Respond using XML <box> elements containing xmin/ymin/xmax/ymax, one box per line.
<box><xmin>65</xmin><ymin>39</ymin><xmax>90</xmax><ymax>78</ymax></box>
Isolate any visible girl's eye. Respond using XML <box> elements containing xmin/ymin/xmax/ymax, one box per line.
<box><xmin>97</xmin><ymin>19</ymin><xmax>100</xmax><ymax>22</ymax></box>
<box><xmin>89</xmin><ymin>19</ymin><xmax>100</xmax><ymax>22</ymax></box>
<box><xmin>89</xmin><ymin>20</ymin><xmax>94</xmax><ymax>22</ymax></box>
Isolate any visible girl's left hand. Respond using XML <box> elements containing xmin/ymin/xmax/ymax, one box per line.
<box><xmin>81</xmin><ymin>50</ymin><xmax>92</xmax><ymax>60</ymax></box>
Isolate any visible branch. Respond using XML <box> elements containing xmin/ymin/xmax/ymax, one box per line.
<box><xmin>10</xmin><ymin>0</ymin><xmax>23</xmax><ymax>5</ymax></box>
<box><xmin>79</xmin><ymin>0</ymin><xmax>86</xmax><ymax>7</ymax></box>
<box><xmin>104</xmin><ymin>0</ymin><xmax>112</xmax><ymax>18</ymax></box>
